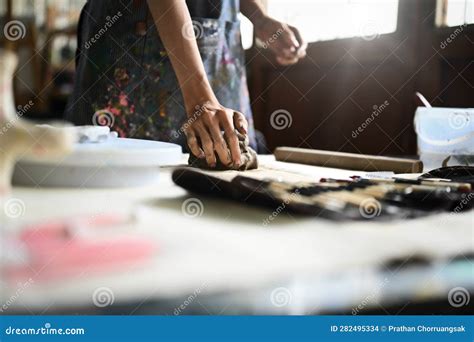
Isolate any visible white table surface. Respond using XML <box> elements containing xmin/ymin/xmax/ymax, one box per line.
<box><xmin>2</xmin><ymin>155</ymin><xmax>473</xmax><ymax>313</ymax></box>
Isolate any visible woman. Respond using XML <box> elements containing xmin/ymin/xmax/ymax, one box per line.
<box><xmin>65</xmin><ymin>0</ymin><xmax>306</xmax><ymax>168</ymax></box>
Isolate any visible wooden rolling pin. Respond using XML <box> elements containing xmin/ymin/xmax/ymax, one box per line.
<box><xmin>274</xmin><ymin>147</ymin><xmax>423</xmax><ymax>173</ymax></box>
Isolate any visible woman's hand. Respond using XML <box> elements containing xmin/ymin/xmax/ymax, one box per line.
<box><xmin>183</xmin><ymin>100</ymin><xmax>248</xmax><ymax>168</ymax></box>
<box><xmin>254</xmin><ymin>16</ymin><xmax>307</xmax><ymax>65</ymax></box>
<box><xmin>147</xmin><ymin>1</ymin><xmax>249</xmax><ymax>168</ymax></box>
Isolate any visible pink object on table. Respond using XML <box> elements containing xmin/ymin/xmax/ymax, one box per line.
<box><xmin>3</xmin><ymin>213</ymin><xmax>156</xmax><ymax>283</ymax></box>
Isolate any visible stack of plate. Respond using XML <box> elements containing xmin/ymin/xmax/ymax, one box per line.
<box><xmin>13</xmin><ymin>126</ymin><xmax>183</xmax><ymax>188</ymax></box>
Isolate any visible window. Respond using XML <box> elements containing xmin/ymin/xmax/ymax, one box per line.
<box><xmin>266</xmin><ymin>0</ymin><xmax>399</xmax><ymax>43</ymax></box>
<box><xmin>436</xmin><ymin>0</ymin><xmax>474</xmax><ymax>27</ymax></box>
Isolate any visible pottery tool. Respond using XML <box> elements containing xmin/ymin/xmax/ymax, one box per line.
<box><xmin>172</xmin><ymin>165</ymin><xmax>472</xmax><ymax>220</ymax></box>
<box><xmin>349</xmin><ymin>175</ymin><xmax>471</xmax><ymax>192</ymax></box>
<box><xmin>262</xmin><ymin>176</ymin><xmax>471</xmax><ymax>218</ymax></box>
<box><xmin>274</xmin><ymin>147</ymin><xmax>423</xmax><ymax>173</ymax></box>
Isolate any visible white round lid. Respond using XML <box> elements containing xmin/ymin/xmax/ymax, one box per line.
<box><xmin>24</xmin><ymin>138</ymin><xmax>183</xmax><ymax>167</ymax></box>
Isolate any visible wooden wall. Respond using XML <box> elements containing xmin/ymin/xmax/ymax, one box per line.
<box><xmin>247</xmin><ymin>0</ymin><xmax>474</xmax><ymax>156</ymax></box>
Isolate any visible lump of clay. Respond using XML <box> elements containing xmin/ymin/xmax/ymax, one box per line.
<box><xmin>188</xmin><ymin>131</ymin><xmax>258</xmax><ymax>171</ymax></box>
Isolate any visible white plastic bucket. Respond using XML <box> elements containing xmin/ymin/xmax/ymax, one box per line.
<box><xmin>414</xmin><ymin>107</ymin><xmax>474</xmax><ymax>170</ymax></box>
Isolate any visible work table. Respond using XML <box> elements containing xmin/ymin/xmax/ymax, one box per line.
<box><xmin>2</xmin><ymin>156</ymin><xmax>473</xmax><ymax>314</ymax></box>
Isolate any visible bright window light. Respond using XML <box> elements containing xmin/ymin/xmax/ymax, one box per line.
<box><xmin>442</xmin><ymin>0</ymin><xmax>474</xmax><ymax>27</ymax></box>
<box><xmin>266</xmin><ymin>0</ymin><xmax>399</xmax><ymax>43</ymax></box>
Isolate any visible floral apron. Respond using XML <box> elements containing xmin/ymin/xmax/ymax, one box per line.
<box><xmin>65</xmin><ymin>0</ymin><xmax>256</xmax><ymax>149</ymax></box>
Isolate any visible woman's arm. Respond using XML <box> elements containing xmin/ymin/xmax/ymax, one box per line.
<box><xmin>147</xmin><ymin>0</ymin><xmax>246</xmax><ymax>168</ymax></box>
<box><xmin>239</xmin><ymin>0</ymin><xmax>266</xmax><ymax>25</ymax></box>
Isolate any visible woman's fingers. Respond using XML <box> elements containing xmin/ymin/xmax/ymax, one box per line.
<box><xmin>233</xmin><ymin>111</ymin><xmax>248</xmax><ymax>135</ymax></box>
<box><xmin>266</xmin><ymin>23</ymin><xmax>306</xmax><ymax>64</ymax></box>
<box><xmin>219</xmin><ymin>112</ymin><xmax>241</xmax><ymax>167</ymax></box>
<box><xmin>185</xmin><ymin>105</ymin><xmax>248</xmax><ymax>168</ymax></box>
<box><xmin>193</xmin><ymin>122</ymin><xmax>217</xmax><ymax>167</ymax></box>
<box><xmin>288</xmin><ymin>25</ymin><xmax>307</xmax><ymax>58</ymax></box>
<box><xmin>185</xmin><ymin>128</ymin><xmax>205</xmax><ymax>159</ymax></box>
<box><xmin>270</xmin><ymin>32</ymin><xmax>298</xmax><ymax>58</ymax></box>
<box><xmin>289</xmin><ymin>25</ymin><xmax>304</xmax><ymax>48</ymax></box>
<box><xmin>275</xmin><ymin>45</ymin><xmax>298</xmax><ymax>59</ymax></box>
<box><xmin>273</xmin><ymin>40</ymin><xmax>302</xmax><ymax>64</ymax></box>
<box><xmin>280</xmin><ymin>24</ymin><xmax>300</xmax><ymax>52</ymax></box>
<box><xmin>297</xmin><ymin>47</ymin><xmax>307</xmax><ymax>59</ymax></box>
<box><xmin>276</xmin><ymin>55</ymin><xmax>299</xmax><ymax>65</ymax></box>
<box><xmin>202</xmin><ymin>112</ymin><xmax>233</xmax><ymax>167</ymax></box>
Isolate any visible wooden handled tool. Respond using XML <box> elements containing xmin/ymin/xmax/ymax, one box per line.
<box><xmin>274</xmin><ymin>147</ymin><xmax>423</xmax><ymax>173</ymax></box>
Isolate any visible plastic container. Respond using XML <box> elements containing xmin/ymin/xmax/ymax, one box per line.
<box><xmin>13</xmin><ymin>137</ymin><xmax>183</xmax><ymax>188</ymax></box>
<box><xmin>414</xmin><ymin>107</ymin><xmax>474</xmax><ymax>170</ymax></box>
